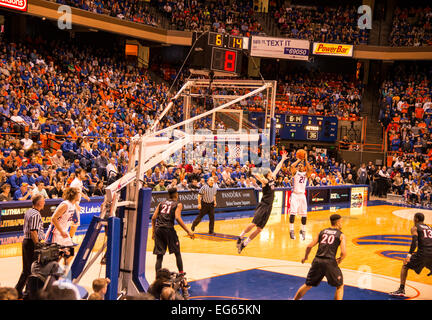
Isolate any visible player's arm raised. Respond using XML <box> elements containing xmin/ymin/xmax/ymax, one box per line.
<box><xmin>252</xmin><ymin>172</ymin><xmax>268</xmax><ymax>186</ymax></box>
<box><xmin>336</xmin><ymin>234</ymin><xmax>347</xmax><ymax>265</ymax></box>
<box><xmin>290</xmin><ymin>158</ymin><xmax>302</xmax><ymax>176</ymax></box>
<box><xmin>175</xmin><ymin>203</ymin><xmax>195</xmax><ymax>239</ymax></box>
<box><xmin>151</xmin><ymin>203</ymin><xmax>160</xmax><ymax>240</ymax></box>
<box><xmin>405</xmin><ymin>226</ymin><xmax>418</xmax><ymax>264</ymax></box>
<box><xmin>305</xmin><ymin>157</ymin><xmax>314</xmax><ymax>178</ymax></box>
<box><xmin>272</xmin><ymin>152</ymin><xmax>288</xmax><ymax>177</ymax></box>
<box><xmin>301</xmin><ymin>233</ymin><xmax>319</xmax><ymax>264</ymax></box>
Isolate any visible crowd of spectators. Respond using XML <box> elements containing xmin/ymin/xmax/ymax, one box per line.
<box><xmin>273</xmin><ymin>5</ymin><xmax>369</xmax><ymax>45</ymax></box>
<box><xmin>389</xmin><ymin>6</ymin><xmax>432</xmax><ymax>47</ymax></box>
<box><xmin>379</xmin><ymin>62</ymin><xmax>432</xmax><ymax>205</ymax></box>
<box><xmin>0</xmin><ymin>35</ymin><xmax>185</xmax><ymax>200</ymax></box>
<box><xmin>276</xmin><ymin>70</ymin><xmax>363</xmax><ymax>120</ymax></box>
<box><xmin>156</xmin><ymin>0</ymin><xmax>265</xmax><ymax>35</ymax></box>
<box><xmin>0</xmin><ymin>31</ymin><xmax>372</xmax><ymax>203</ymax></box>
<box><xmin>141</xmin><ymin>144</ymin><xmax>368</xmax><ymax>194</ymax></box>
<box><xmin>51</xmin><ymin>0</ymin><xmax>159</xmax><ymax>27</ymax></box>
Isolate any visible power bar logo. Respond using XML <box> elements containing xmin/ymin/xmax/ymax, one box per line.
<box><xmin>0</xmin><ymin>0</ymin><xmax>28</xmax><ymax>11</ymax></box>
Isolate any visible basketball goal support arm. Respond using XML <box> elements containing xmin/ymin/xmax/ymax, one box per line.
<box><xmin>150</xmin><ymin>81</ymin><xmax>190</xmax><ymax>133</ymax></box>
<box><xmin>147</xmin><ymin>82</ymin><xmax>273</xmax><ymax>138</ymax></box>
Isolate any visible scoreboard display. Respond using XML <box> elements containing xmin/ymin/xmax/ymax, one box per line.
<box><xmin>249</xmin><ymin>113</ymin><xmax>338</xmax><ymax>142</ymax></box>
<box><xmin>281</xmin><ymin>114</ymin><xmax>338</xmax><ymax>142</ymax></box>
<box><xmin>191</xmin><ymin>32</ymin><xmax>247</xmax><ymax>75</ymax></box>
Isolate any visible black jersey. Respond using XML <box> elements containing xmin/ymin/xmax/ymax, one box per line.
<box><xmin>261</xmin><ymin>179</ymin><xmax>275</xmax><ymax>205</ymax></box>
<box><xmin>416</xmin><ymin>223</ymin><xmax>432</xmax><ymax>256</ymax></box>
<box><xmin>315</xmin><ymin>228</ymin><xmax>342</xmax><ymax>260</ymax></box>
<box><xmin>155</xmin><ymin>200</ymin><xmax>178</xmax><ymax>229</ymax></box>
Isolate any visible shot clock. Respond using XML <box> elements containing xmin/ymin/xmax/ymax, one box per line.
<box><xmin>191</xmin><ymin>32</ymin><xmax>246</xmax><ymax>75</ymax></box>
<box><xmin>210</xmin><ymin>47</ymin><xmax>240</xmax><ymax>74</ymax></box>
<box><xmin>208</xmin><ymin>33</ymin><xmax>244</xmax><ymax>74</ymax></box>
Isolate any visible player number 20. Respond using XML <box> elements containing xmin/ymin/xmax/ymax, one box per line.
<box><xmin>321</xmin><ymin>234</ymin><xmax>335</xmax><ymax>244</ymax></box>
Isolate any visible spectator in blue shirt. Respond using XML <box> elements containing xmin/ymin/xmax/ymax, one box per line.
<box><xmin>61</xmin><ymin>136</ymin><xmax>78</xmax><ymax>161</ymax></box>
<box><xmin>22</xmin><ymin>169</ymin><xmax>36</xmax><ymax>188</ymax></box>
<box><xmin>68</xmin><ymin>159</ymin><xmax>81</xmax><ymax>174</ymax></box>
<box><xmin>9</xmin><ymin>169</ymin><xmax>25</xmax><ymax>191</ymax></box>
<box><xmin>24</xmin><ymin>157</ymin><xmax>42</xmax><ymax>176</ymax></box>
<box><xmin>13</xmin><ymin>183</ymin><xmax>32</xmax><ymax>201</ymax></box>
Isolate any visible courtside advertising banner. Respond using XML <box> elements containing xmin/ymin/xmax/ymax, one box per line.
<box><xmin>307</xmin><ymin>188</ymin><xmax>330</xmax><ymax>205</ymax></box>
<box><xmin>312</xmin><ymin>42</ymin><xmax>353</xmax><ymax>57</ymax></box>
<box><xmin>0</xmin><ymin>0</ymin><xmax>27</xmax><ymax>11</ymax></box>
<box><xmin>259</xmin><ymin>190</ymin><xmax>283</xmax><ymax>214</ymax></box>
<box><xmin>151</xmin><ymin>188</ymin><xmax>258</xmax><ymax>213</ymax></box>
<box><xmin>251</xmin><ymin>36</ymin><xmax>309</xmax><ymax>61</ymax></box>
<box><xmin>0</xmin><ymin>197</ymin><xmax>103</xmax><ymax>234</ymax></box>
<box><xmin>350</xmin><ymin>186</ymin><xmax>368</xmax><ymax>209</ymax></box>
<box><xmin>329</xmin><ymin>188</ymin><xmax>351</xmax><ymax>203</ymax></box>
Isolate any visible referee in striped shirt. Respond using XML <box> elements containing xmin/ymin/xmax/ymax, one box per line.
<box><xmin>15</xmin><ymin>194</ymin><xmax>46</xmax><ymax>298</ymax></box>
<box><xmin>191</xmin><ymin>177</ymin><xmax>218</xmax><ymax>235</ymax></box>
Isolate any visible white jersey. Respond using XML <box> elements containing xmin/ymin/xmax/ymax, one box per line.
<box><xmin>70</xmin><ymin>177</ymin><xmax>83</xmax><ymax>192</ymax></box>
<box><xmin>292</xmin><ymin>171</ymin><xmax>307</xmax><ymax>194</ymax></box>
<box><xmin>70</xmin><ymin>177</ymin><xmax>83</xmax><ymax>202</ymax></box>
<box><xmin>45</xmin><ymin>200</ymin><xmax>77</xmax><ymax>246</ymax></box>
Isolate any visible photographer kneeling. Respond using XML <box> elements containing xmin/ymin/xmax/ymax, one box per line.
<box><xmin>26</xmin><ymin>243</ymin><xmax>74</xmax><ymax>300</ymax></box>
<box><xmin>148</xmin><ymin>268</ymin><xmax>189</xmax><ymax>300</ymax></box>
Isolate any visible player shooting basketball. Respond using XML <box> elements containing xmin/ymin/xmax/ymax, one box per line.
<box><xmin>289</xmin><ymin>149</ymin><xmax>313</xmax><ymax>240</ymax></box>
<box><xmin>236</xmin><ymin>152</ymin><xmax>288</xmax><ymax>254</ymax></box>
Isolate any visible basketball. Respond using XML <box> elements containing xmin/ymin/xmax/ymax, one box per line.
<box><xmin>296</xmin><ymin>149</ymin><xmax>306</xmax><ymax>160</ymax></box>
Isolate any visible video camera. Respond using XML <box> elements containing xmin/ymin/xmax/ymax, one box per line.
<box><xmin>167</xmin><ymin>271</ymin><xmax>190</xmax><ymax>300</ymax></box>
<box><xmin>35</xmin><ymin>243</ymin><xmax>75</xmax><ymax>265</ymax></box>
<box><xmin>152</xmin><ymin>268</ymin><xmax>190</xmax><ymax>300</ymax></box>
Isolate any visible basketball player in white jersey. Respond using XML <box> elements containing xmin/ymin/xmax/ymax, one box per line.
<box><xmin>45</xmin><ymin>187</ymin><xmax>81</xmax><ymax>266</ymax></box>
<box><xmin>69</xmin><ymin>168</ymin><xmax>91</xmax><ymax>238</ymax></box>
<box><xmin>289</xmin><ymin>154</ymin><xmax>313</xmax><ymax>240</ymax></box>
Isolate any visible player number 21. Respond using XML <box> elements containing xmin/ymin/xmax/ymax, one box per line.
<box><xmin>160</xmin><ymin>204</ymin><xmax>172</xmax><ymax>214</ymax></box>
<box><xmin>423</xmin><ymin>229</ymin><xmax>432</xmax><ymax>238</ymax></box>
<box><xmin>321</xmin><ymin>234</ymin><xmax>335</xmax><ymax>244</ymax></box>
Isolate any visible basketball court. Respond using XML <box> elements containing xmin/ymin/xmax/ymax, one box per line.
<box><xmin>1</xmin><ymin>198</ymin><xmax>431</xmax><ymax>300</ymax></box>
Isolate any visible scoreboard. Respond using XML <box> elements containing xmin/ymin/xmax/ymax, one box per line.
<box><xmin>249</xmin><ymin>113</ymin><xmax>338</xmax><ymax>142</ymax></box>
<box><xmin>191</xmin><ymin>32</ymin><xmax>248</xmax><ymax>75</ymax></box>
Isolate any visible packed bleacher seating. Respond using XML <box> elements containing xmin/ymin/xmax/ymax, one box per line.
<box><xmin>276</xmin><ymin>70</ymin><xmax>363</xmax><ymax>120</ymax></box>
<box><xmin>155</xmin><ymin>0</ymin><xmax>265</xmax><ymax>35</ymax></box>
<box><xmin>378</xmin><ymin>62</ymin><xmax>432</xmax><ymax>205</ymax></box>
<box><xmin>0</xmin><ymin>31</ymin><xmax>370</xmax><ymax>205</ymax></box>
<box><xmin>272</xmin><ymin>4</ymin><xmax>369</xmax><ymax>44</ymax></box>
<box><xmin>389</xmin><ymin>6</ymin><xmax>432</xmax><ymax>46</ymax></box>
<box><xmin>52</xmin><ymin>0</ymin><xmax>159</xmax><ymax>27</ymax></box>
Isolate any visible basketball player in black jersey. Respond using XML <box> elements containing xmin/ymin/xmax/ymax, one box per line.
<box><xmin>390</xmin><ymin>212</ymin><xmax>432</xmax><ymax>297</ymax></box>
<box><xmin>236</xmin><ymin>152</ymin><xmax>288</xmax><ymax>254</ymax></box>
<box><xmin>151</xmin><ymin>188</ymin><xmax>195</xmax><ymax>274</ymax></box>
<box><xmin>294</xmin><ymin>214</ymin><xmax>347</xmax><ymax>300</ymax></box>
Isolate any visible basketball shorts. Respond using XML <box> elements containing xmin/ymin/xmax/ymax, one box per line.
<box><xmin>405</xmin><ymin>253</ymin><xmax>432</xmax><ymax>274</ymax></box>
<box><xmin>153</xmin><ymin>227</ymin><xmax>180</xmax><ymax>255</ymax></box>
<box><xmin>289</xmin><ymin>192</ymin><xmax>307</xmax><ymax>216</ymax></box>
<box><xmin>45</xmin><ymin>225</ymin><xmax>74</xmax><ymax>246</ymax></box>
<box><xmin>252</xmin><ymin>202</ymin><xmax>272</xmax><ymax>229</ymax></box>
<box><xmin>305</xmin><ymin>257</ymin><xmax>343</xmax><ymax>287</ymax></box>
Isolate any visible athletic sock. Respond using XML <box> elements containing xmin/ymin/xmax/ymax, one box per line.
<box><xmin>244</xmin><ymin>238</ymin><xmax>251</xmax><ymax>246</ymax></box>
<box><xmin>400</xmin><ymin>284</ymin><xmax>405</xmax><ymax>290</ymax></box>
<box><xmin>301</xmin><ymin>224</ymin><xmax>306</xmax><ymax>233</ymax></box>
<box><xmin>289</xmin><ymin>224</ymin><xmax>294</xmax><ymax>232</ymax></box>
<box><xmin>239</xmin><ymin>231</ymin><xmax>246</xmax><ymax>238</ymax></box>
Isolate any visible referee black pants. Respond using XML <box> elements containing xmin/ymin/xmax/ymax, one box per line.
<box><xmin>15</xmin><ymin>239</ymin><xmax>36</xmax><ymax>297</ymax></box>
<box><xmin>192</xmin><ymin>202</ymin><xmax>215</xmax><ymax>234</ymax></box>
